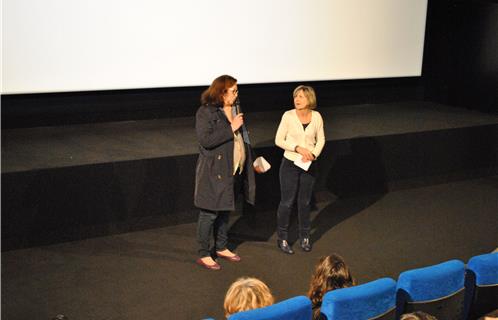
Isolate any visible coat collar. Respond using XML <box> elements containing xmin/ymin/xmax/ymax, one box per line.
<box><xmin>204</xmin><ymin>103</ymin><xmax>222</xmax><ymax>113</ymax></box>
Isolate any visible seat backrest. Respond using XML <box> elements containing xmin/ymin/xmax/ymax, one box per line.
<box><xmin>321</xmin><ymin>277</ymin><xmax>397</xmax><ymax>320</ymax></box>
<box><xmin>228</xmin><ymin>295</ymin><xmax>312</xmax><ymax>320</ymax></box>
<box><xmin>464</xmin><ymin>252</ymin><xmax>498</xmax><ymax>320</ymax></box>
<box><xmin>396</xmin><ymin>259</ymin><xmax>465</xmax><ymax>319</ymax></box>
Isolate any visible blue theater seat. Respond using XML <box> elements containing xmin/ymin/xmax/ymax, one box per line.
<box><xmin>396</xmin><ymin>259</ymin><xmax>465</xmax><ymax>319</ymax></box>
<box><xmin>228</xmin><ymin>295</ymin><xmax>312</xmax><ymax>320</ymax></box>
<box><xmin>321</xmin><ymin>277</ymin><xmax>397</xmax><ymax>320</ymax></box>
<box><xmin>464</xmin><ymin>252</ymin><xmax>498</xmax><ymax>320</ymax></box>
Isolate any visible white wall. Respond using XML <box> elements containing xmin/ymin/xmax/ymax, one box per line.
<box><xmin>2</xmin><ymin>0</ymin><xmax>427</xmax><ymax>94</ymax></box>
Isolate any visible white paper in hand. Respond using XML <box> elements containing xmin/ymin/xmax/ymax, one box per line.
<box><xmin>253</xmin><ymin>156</ymin><xmax>271</xmax><ymax>172</ymax></box>
<box><xmin>293</xmin><ymin>155</ymin><xmax>312</xmax><ymax>171</ymax></box>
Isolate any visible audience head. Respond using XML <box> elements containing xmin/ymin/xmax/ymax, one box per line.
<box><xmin>307</xmin><ymin>254</ymin><xmax>355</xmax><ymax>316</ymax></box>
<box><xmin>223</xmin><ymin>277</ymin><xmax>274</xmax><ymax>318</ymax></box>
<box><xmin>478</xmin><ymin>309</ymin><xmax>498</xmax><ymax>320</ymax></box>
<box><xmin>400</xmin><ymin>311</ymin><xmax>438</xmax><ymax>320</ymax></box>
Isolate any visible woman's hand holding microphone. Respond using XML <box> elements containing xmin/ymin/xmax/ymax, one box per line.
<box><xmin>231</xmin><ymin>113</ymin><xmax>244</xmax><ymax>132</ymax></box>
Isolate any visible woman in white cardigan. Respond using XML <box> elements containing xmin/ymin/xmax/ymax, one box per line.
<box><xmin>274</xmin><ymin>85</ymin><xmax>325</xmax><ymax>254</ymax></box>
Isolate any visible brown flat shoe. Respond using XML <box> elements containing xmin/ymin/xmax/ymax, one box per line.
<box><xmin>216</xmin><ymin>251</ymin><xmax>241</xmax><ymax>262</ymax></box>
<box><xmin>196</xmin><ymin>258</ymin><xmax>221</xmax><ymax>270</ymax></box>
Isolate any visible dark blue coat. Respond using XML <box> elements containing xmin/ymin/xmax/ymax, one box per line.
<box><xmin>194</xmin><ymin>104</ymin><xmax>256</xmax><ymax>211</ymax></box>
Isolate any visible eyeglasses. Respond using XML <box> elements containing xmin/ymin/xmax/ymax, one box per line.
<box><xmin>226</xmin><ymin>88</ymin><xmax>239</xmax><ymax>95</ymax></box>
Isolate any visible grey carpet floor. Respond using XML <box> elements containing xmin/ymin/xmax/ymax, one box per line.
<box><xmin>2</xmin><ymin>176</ymin><xmax>497</xmax><ymax>320</ymax></box>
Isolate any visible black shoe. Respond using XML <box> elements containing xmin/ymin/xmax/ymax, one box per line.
<box><xmin>277</xmin><ymin>240</ymin><xmax>294</xmax><ymax>254</ymax></box>
<box><xmin>300</xmin><ymin>238</ymin><xmax>312</xmax><ymax>252</ymax></box>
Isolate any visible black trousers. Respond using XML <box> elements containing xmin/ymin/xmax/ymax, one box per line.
<box><xmin>276</xmin><ymin>157</ymin><xmax>315</xmax><ymax>241</ymax></box>
<box><xmin>197</xmin><ymin>209</ymin><xmax>229</xmax><ymax>258</ymax></box>
<box><xmin>197</xmin><ymin>172</ymin><xmax>243</xmax><ymax>258</ymax></box>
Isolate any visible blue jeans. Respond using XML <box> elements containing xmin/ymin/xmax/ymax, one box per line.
<box><xmin>277</xmin><ymin>157</ymin><xmax>315</xmax><ymax>241</ymax></box>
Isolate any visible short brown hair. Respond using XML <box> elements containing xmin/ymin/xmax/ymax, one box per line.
<box><xmin>293</xmin><ymin>85</ymin><xmax>317</xmax><ymax>109</ymax></box>
<box><xmin>201</xmin><ymin>75</ymin><xmax>237</xmax><ymax>106</ymax></box>
<box><xmin>224</xmin><ymin>277</ymin><xmax>274</xmax><ymax>318</ymax></box>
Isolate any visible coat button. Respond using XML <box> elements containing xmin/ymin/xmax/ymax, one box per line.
<box><xmin>217</xmin><ymin>174</ymin><xmax>222</xmax><ymax>179</ymax></box>
<box><xmin>217</xmin><ymin>155</ymin><xmax>222</xmax><ymax>160</ymax></box>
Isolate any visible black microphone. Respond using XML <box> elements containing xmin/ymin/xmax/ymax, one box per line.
<box><xmin>234</xmin><ymin>97</ymin><xmax>251</xmax><ymax>144</ymax></box>
<box><xmin>234</xmin><ymin>97</ymin><xmax>241</xmax><ymax>115</ymax></box>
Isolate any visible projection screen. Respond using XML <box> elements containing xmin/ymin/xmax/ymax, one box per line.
<box><xmin>2</xmin><ymin>0</ymin><xmax>428</xmax><ymax>94</ymax></box>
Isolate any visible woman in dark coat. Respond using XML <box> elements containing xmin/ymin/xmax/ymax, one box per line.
<box><xmin>194</xmin><ymin>74</ymin><xmax>262</xmax><ymax>270</ymax></box>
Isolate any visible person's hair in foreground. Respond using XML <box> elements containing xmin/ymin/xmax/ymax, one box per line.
<box><xmin>478</xmin><ymin>309</ymin><xmax>498</xmax><ymax>320</ymax></box>
<box><xmin>307</xmin><ymin>254</ymin><xmax>355</xmax><ymax>320</ymax></box>
<box><xmin>224</xmin><ymin>277</ymin><xmax>274</xmax><ymax>318</ymax></box>
<box><xmin>400</xmin><ymin>311</ymin><xmax>438</xmax><ymax>320</ymax></box>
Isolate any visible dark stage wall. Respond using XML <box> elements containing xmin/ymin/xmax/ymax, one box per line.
<box><xmin>423</xmin><ymin>0</ymin><xmax>498</xmax><ymax>112</ymax></box>
<box><xmin>1</xmin><ymin>78</ymin><xmax>424</xmax><ymax>129</ymax></box>
<box><xmin>2</xmin><ymin>124</ymin><xmax>497</xmax><ymax>250</ymax></box>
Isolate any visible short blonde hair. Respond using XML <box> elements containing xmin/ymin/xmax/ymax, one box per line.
<box><xmin>223</xmin><ymin>277</ymin><xmax>274</xmax><ymax>318</ymax></box>
<box><xmin>400</xmin><ymin>311</ymin><xmax>438</xmax><ymax>320</ymax></box>
<box><xmin>293</xmin><ymin>85</ymin><xmax>317</xmax><ymax>109</ymax></box>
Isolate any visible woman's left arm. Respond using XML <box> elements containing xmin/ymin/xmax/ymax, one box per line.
<box><xmin>311</xmin><ymin>113</ymin><xmax>325</xmax><ymax>159</ymax></box>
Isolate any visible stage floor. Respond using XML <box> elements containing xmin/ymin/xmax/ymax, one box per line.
<box><xmin>2</xmin><ymin>176</ymin><xmax>497</xmax><ymax>320</ymax></box>
<box><xmin>3</xmin><ymin>101</ymin><xmax>498</xmax><ymax>173</ymax></box>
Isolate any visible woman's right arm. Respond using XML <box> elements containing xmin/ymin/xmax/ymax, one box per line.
<box><xmin>196</xmin><ymin>107</ymin><xmax>233</xmax><ymax>150</ymax></box>
<box><xmin>275</xmin><ymin>113</ymin><xmax>297</xmax><ymax>152</ymax></box>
